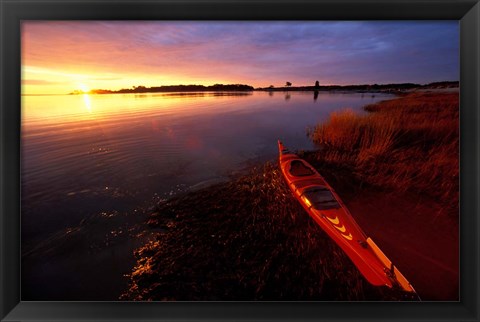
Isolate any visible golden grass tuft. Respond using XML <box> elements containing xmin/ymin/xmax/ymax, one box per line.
<box><xmin>309</xmin><ymin>92</ymin><xmax>459</xmax><ymax>208</ymax></box>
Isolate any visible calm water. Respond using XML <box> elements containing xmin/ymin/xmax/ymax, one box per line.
<box><xmin>22</xmin><ymin>90</ymin><xmax>393</xmax><ymax>300</ymax></box>
<box><xmin>22</xmin><ymin>91</ymin><xmax>391</xmax><ymax>245</ymax></box>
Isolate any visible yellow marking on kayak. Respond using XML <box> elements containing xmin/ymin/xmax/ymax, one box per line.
<box><xmin>341</xmin><ymin>233</ymin><xmax>353</xmax><ymax>240</ymax></box>
<box><xmin>326</xmin><ymin>216</ymin><xmax>340</xmax><ymax>225</ymax></box>
<box><xmin>302</xmin><ymin>196</ymin><xmax>312</xmax><ymax>208</ymax></box>
<box><xmin>334</xmin><ymin>224</ymin><xmax>346</xmax><ymax>233</ymax></box>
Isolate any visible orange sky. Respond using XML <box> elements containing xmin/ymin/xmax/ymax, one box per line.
<box><xmin>22</xmin><ymin>21</ymin><xmax>459</xmax><ymax>95</ymax></box>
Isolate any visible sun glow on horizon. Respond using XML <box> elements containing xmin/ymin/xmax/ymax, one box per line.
<box><xmin>22</xmin><ymin>65</ymin><xmax>243</xmax><ymax>95</ymax></box>
<box><xmin>78</xmin><ymin>83</ymin><xmax>90</xmax><ymax>93</ymax></box>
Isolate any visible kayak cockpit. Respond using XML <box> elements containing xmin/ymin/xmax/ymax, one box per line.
<box><xmin>300</xmin><ymin>186</ymin><xmax>341</xmax><ymax>210</ymax></box>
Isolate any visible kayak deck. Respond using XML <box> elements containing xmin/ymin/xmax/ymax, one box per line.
<box><xmin>278</xmin><ymin>140</ymin><xmax>416</xmax><ymax>294</ymax></box>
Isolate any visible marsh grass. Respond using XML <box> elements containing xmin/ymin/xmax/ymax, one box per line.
<box><xmin>121</xmin><ymin>163</ymin><xmax>411</xmax><ymax>301</ymax></box>
<box><xmin>308</xmin><ymin>92</ymin><xmax>459</xmax><ymax>209</ymax></box>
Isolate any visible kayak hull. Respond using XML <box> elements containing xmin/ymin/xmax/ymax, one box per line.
<box><xmin>278</xmin><ymin>140</ymin><xmax>416</xmax><ymax>293</ymax></box>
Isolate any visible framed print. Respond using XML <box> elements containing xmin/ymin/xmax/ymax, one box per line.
<box><xmin>1</xmin><ymin>0</ymin><xmax>479</xmax><ymax>321</ymax></box>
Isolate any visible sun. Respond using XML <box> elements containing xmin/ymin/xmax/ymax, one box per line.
<box><xmin>78</xmin><ymin>83</ymin><xmax>90</xmax><ymax>93</ymax></box>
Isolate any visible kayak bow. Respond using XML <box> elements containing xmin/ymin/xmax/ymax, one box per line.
<box><xmin>278</xmin><ymin>140</ymin><xmax>416</xmax><ymax>294</ymax></box>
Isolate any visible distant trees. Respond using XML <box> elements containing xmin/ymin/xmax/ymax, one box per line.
<box><xmin>268</xmin><ymin>85</ymin><xmax>274</xmax><ymax>89</ymax></box>
<box><xmin>132</xmin><ymin>86</ymin><xmax>148</xmax><ymax>93</ymax></box>
<box><xmin>285</xmin><ymin>82</ymin><xmax>292</xmax><ymax>87</ymax></box>
<box><xmin>209</xmin><ymin>84</ymin><xmax>255</xmax><ymax>91</ymax></box>
<box><xmin>80</xmin><ymin>83</ymin><xmax>255</xmax><ymax>95</ymax></box>
<box><xmin>315</xmin><ymin>80</ymin><xmax>320</xmax><ymax>88</ymax></box>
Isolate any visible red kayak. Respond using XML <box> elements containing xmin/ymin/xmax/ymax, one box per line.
<box><xmin>278</xmin><ymin>140</ymin><xmax>416</xmax><ymax>293</ymax></box>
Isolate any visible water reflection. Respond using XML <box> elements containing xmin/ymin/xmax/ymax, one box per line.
<box><xmin>161</xmin><ymin>92</ymin><xmax>253</xmax><ymax>98</ymax></box>
<box><xmin>82</xmin><ymin>94</ymin><xmax>92</xmax><ymax>113</ymax></box>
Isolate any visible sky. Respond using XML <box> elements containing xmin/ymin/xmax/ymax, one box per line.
<box><xmin>22</xmin><ymin>21</ymin><xmax>459</xmax><ymax>95</ymax></box>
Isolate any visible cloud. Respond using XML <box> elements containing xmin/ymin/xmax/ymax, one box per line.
<box><xmin>22</xmin><ymin>79</ymin><xmax>60</xmax><ymax>85</ymax></box>
<box><xmin>22</xmin><ymin>21</ymin><xmax>459</xmax><ymax>87</ymax></box>
<box><xmin>90</xmin><ymin>77</ymin><xmax>122</xmax><ymax>81</ymax></box>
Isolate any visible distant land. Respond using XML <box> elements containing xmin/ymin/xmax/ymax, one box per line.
<box><xmin>70</xmin><ymin>84</ymin><xmax>254</xmax><ymax>95</ymax></box>
<box><xmin>70</xmin><ymin>81</ymin><xmax>459</xmax><ymax>95</ymax></box>
<box><xmin>257</xmin><ymin>81</ymin><xmax>459</xmax><ymax>92</ymax></box>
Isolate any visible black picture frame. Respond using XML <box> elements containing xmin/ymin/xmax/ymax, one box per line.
<box><xmin>1</xmin><ymin>0</ymin><xmax>479</xmax><ymax>321</ymax></box>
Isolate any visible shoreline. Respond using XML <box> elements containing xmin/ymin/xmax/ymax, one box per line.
<box><xmin>122</xmin><ymin>162</ymin><xmax>415</xmax><ymax>301</ymax></box>
<box><xmin>121</xmin><ymin>91</ymin><xmax>459</xmax><ymax>301</ymax></box>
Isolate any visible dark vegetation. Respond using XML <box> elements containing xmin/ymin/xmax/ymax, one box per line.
<box><xmin>70</xmin><ymin>84</ymin><xmax>254</xmax><ymax>95</ymax></box>
<box><xmin>121</xmin><ymin>163</ymin><xmax>413</xmax><ymax>301</ymax></box>
<box><xmin>258</xmin><ymin>81</ymin><xmax>459</xmax><ymax>92</ymax></box>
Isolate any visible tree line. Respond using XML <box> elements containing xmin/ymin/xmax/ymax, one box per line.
<box><xmin>71</xmin><ymin>84</ymin><xmax>254</xmax><ymax>95</ymax></box>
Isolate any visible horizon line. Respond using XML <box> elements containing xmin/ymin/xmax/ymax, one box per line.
<box><xmin>23</xmin><ymin>80</ymin><xmax>460</xmax><ymax>96</ymax></box>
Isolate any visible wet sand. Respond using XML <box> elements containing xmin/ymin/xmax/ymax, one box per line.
<box><xmin>346</xmin><ymin>192</ymin><xmax>458</xmax><ymax>300</ymax></box>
